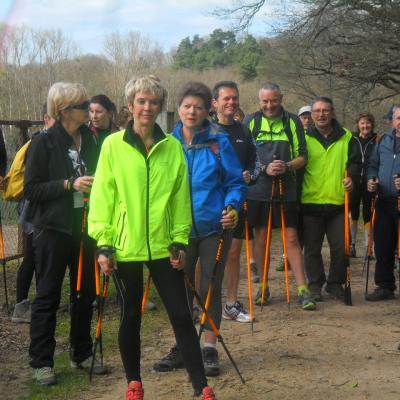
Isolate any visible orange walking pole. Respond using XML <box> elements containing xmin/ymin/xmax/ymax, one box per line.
<box><xmin>344</xmin><ymin>172</ymin><xmax>353</xmax><ymax>306</ymax></box>
<box><xmin>260</xmin><ymin>179</ymin><xmax>275</xmax><ymax>310</ymax></box>
<box><xmin>198</xmin><ymin>234</ymin><xmax>224</xmax><ymax>340</ymax></box>
<box><xmin>141</xmin><ymin>273</ymin><xmax>151</xmax><ymax>315</ymax></box>
<box><xmin>89</xmin><ymin>274</ymin><xmax>109</xmax><ymax>381</ymax></box>
<box><xmin>278</xmin><ymin>177</ymin><xmax>290</xmax><ymax>309</ymax></box>
<box><xmin>76</xmin><ymin>198</ymin><xmax>89</xmax><ymax>299</ymax></box>
<box><xmin>184</xmin><ymin>274</ymin><xmax>246</xmax><ymax>384</ymax></box>
<box><xmin>243</xmin><ymin>201</ymin><xmax>254</xmax><ymax>331</ymax></box>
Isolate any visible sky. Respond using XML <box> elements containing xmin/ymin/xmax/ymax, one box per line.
<box><xmin>0</xmin><ymin>0</ymin><xmax>281</xmax><ymax>55</ymax></box>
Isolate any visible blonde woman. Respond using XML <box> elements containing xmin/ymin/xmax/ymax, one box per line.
<box><xmin>88</xmin><ymin>76</ymin><xmax>217</xmax><ymax>400</ymax></box>
<box><xmin>25</xmin><ymin>82</ymin><xmax>104</xmax><ymax>385</ymax></box>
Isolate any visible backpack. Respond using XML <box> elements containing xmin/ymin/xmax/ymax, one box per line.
<box><xmin>1</xmin><ymin>140</ymin><xmax>31</xmax><ymax>201</ymax></box>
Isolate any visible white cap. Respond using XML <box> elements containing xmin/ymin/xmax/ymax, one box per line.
<box><xmin>298</xmin><ymin>105</ymin><xmax>311</xmax><ymax>116</ymax></box>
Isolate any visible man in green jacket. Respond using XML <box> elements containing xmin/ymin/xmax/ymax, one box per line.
<box><xmin>302</xmin><ymin>96</ymin><xmax>361</xmax><ymax>301</ymax></box>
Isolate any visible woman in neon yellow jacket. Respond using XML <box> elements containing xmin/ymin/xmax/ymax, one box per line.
<box><xmin>88</xmin><ymin>76</ymin><xmax>218</xmax><ymax>400</ymax></box>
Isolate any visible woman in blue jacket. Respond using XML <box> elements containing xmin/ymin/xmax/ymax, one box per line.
<box><xmin>154</xmin><ymin>81</ymin><xmax>246</xmax><ymax>377</ymax></box>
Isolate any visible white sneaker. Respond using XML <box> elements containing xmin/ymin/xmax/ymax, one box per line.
<box><xmin>222</xmin><ymin>301</ymin><xmax>251</xmax><ymax>323</ymax></box>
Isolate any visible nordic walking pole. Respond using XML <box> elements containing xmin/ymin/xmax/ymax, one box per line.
<box><xmin>198</xmin><ymin>232</ymin><xmax>225</xmax><ymax>341</ymax></box>
<box><xmin>260</xmin><ymin>178</ymin><xmax>275</xmax><ymax>311</ymax></box>
<box><xmin>365</xmin><ymin>177</ymin><xmax>376</xmax><ymax>298</ymax></box>
<box><xmin>90</xmin><ymin>274</ymin><xmax>110</xmax><ymax>381</ymax></box>
<box><xmin>184</xmin><ymin>273</ymin><xmax>246</xmax><ymax>385</ymax></box>
<box><xmin>243</xmin><ymin>201</ymin><xmax>254</xmax><ymax>332</ymax></box>
<box><xmin>76</xmin><ymin>198</ymin><xmax>89</xmax><ymax>301</ymax></box>
<box><xmin>0</xmin><ymin>216</ymin><xmax>9</xmax><ymax>315</ymax></box>
<box><xmin>93</xmin><ymin>254</ymin><xmax>104</xmax><ymax>367</ymax></box>
<box><xmin>278</xmin><ymin>176</ymin><xmax>291</xmax><ymax>309</ymax></box>
<box><xmin>344</xmin><ymin>171</ymin><xmax>353</xmax><ymax>306</ymax></box>
<box><xmin>141</xmin><ymin>272</ymin><xmax>151</xmax><ymax>315</ymax></box>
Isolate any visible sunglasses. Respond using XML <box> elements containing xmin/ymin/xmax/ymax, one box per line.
<box><xmin>68</xmin><ymin>101</ymin><xmax>90</xmax><ymax>110</ymax></box>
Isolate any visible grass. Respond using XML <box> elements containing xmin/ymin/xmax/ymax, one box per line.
<box><xmin>17</xmin><ymin>268</ymin><xmax>168</xmax><ymax>400</ymax></box>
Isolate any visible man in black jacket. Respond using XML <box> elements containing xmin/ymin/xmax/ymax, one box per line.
<box><xmin>211</xmin><ymin>80</ymin><xmax>260</xmax><ymax>323</ymax></box>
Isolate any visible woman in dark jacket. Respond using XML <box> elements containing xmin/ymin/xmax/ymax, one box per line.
<box><xmin>25</xmin><ymin>82</ymin><xmax>104</xmax><ymax>385</ymax></box>
<box><xmin>89</xmin><ymin>94</ymin><xmax>118</xmax><ymax>148</ymax></box>
<box><xmin>349</xmin><ymin>112</ymin><xmax>378</xmax><ymax>257</ymax></box>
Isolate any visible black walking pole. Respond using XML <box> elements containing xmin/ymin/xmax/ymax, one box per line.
<box><xmin>0</xmin><ymin>216</ymin><xmax>9</xmax><ymax>315</ymax></box>
<box><xmin>365</xmin><ymin>177</ymin><xmax>376</xmax><ymax>298</ymax></box>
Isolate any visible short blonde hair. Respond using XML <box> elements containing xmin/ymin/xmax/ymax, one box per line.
<box><xmin>125</xmin><ymin>75</ymin><xmax>167</xmax><ymax>108</ymax></box>
<box><xmin>47</xmin><ymin>82</ymin><xmax>88</xmax><ymax>119</ymax></box>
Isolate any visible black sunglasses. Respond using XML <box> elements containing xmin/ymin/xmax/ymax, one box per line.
<box><xmin>68</xmin><ymin>101</ymin><xmax>90</xmax><ymax>110</ymax></box>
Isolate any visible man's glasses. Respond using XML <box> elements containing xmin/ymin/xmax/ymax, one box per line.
<box><xmin>312</xmin><ymin>108</ymin><xmax>332</xmax><ymax>115</ymax></box>
<box><xmin>68</xmin><ymin>101</ymin><xmax>90</xmax><ymax>110</ymax></box>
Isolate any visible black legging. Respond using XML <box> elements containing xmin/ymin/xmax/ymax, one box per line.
<box><xmin>113</xmin><ymin>259</ymin><xmax>207</xmax><ymax>395</ymax></box>
<box><xmin>349</xmin><ymin>176</ymin><xmax>373</xmax><ymax>223</ymax></box>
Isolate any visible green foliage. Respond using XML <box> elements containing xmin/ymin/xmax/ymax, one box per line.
<box><xmin>173</xmin><ymin>29</ymin><xmax>264</xmax><ymax>81</ymax></box>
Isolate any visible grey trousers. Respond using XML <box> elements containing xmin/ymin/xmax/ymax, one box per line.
<box><xmin>303</xmin><ymin>213</ymin><xmax>347</xmax><ymax>288</ymax></box>
<box><xmin>185</xmin><ymin>232</ymin><xmax>232</xmax><ymax>332</ymax></box>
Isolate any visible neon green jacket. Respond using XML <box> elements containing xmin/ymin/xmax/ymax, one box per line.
<box><xmin>88</xmin><ymin>123</ymin><xmax>192</xmax><ymax>262</ymax></box>
<box><xmin>301</xmin><ymin>123</ymin><xmax>356</xmax><ymax>205</ymax></box>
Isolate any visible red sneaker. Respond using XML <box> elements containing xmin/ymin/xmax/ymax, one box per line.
<box><xmin>201</xmin><ymin>386</ymin><xmax>217</xmax><ymax>400</ymax></box>
<box><xmin>125</xmin><ymin>381</ymin><xmax>144</xmax><ymax>400</ymax></box>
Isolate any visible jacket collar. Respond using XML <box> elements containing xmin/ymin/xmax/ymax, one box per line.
<box><xmin>123</xmin><ymin>120</ymin><xmax>166</xmax><ymax>154</ymax></box>
<box><xmin>172</xmin><ymin>119</ymin><xmax>226</xmax><ymax>144</ymax></box>
<box><xmin>48</xmin><ymin>121</ymin><xmax>93</xmax><ymax>149</ymax></box>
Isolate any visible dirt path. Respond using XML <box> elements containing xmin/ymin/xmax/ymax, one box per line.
<box><xmin>96</xmin><ymin>241</ymin><xmax>400</xmax><ymax>400</ymax></box>
<box><xmin>2</xmin><ymin>237</ymin><xmax>400</xmax><ymax>399</ymax></box>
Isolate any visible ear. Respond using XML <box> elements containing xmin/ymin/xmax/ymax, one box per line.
<box><xmin>128</xmin><ymin>102</ymin><xmax>134</xmax><ymax>114</ymax></box>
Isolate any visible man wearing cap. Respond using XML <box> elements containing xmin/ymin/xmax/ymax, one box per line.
<box><xmin>301</xmin><ymin>96</ymin><xmax>361</xmax><ymax>302</ymax></box>
<box><xmin>298</xmin><ymin>106</ymin><xmax>312</xmax><ymax>131</ymax></box>
<box><xmin>243</xmin><ymin>82</ymin><xmax>316</xmax><ymax>310</ymax></box>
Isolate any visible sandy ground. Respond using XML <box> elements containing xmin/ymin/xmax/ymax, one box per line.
<box><xmin>1</xmin><ymin>234</ymin><xmax>400</xmax><ymax>400</ymax></box>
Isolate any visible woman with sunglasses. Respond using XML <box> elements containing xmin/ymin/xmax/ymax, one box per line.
<box><xmin>25</xmin><ymin>82</ymin><xmax>105</xmax><ymax>385</ymax></box>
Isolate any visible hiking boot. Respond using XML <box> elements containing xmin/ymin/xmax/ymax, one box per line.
<box><xmin>325</xmin><ymin>284</ymin><xmax>345</xmax><ymax>300</ymax></box>
<box><xmin>199</xmin><ymin>386</ymin><xmax>218</xmax><ymax>399</ymax></box>
<box><xmin>250</xmin><ymin>262</ymin><xmax>260</xmax><ymax>283</ymax></box>
<box><xmin>366</xmin><ymin>287</ymin><xmax>395</xmax><ymax>301</ymax></box>
<box><xmin>33</xmin><ymin>367</ymin><xmax>57</xmax><ymax>386</ymax></box>
<box><xmin>350</xmin><ymin>244</ymin><xmax>357</xmax><ymax>258</ymax></box>
<box><xmin>153</xmin><ymin>345</ymin><xmax>184</xmax><ymax>372</ymax></box>
<box><xmin>298</xmin><ymin>290</ymin><xmax>316</xmax><ymax>311</ymax></box>
<box><xmin>70</xmin><ymin>355</ymin><xmax>108</xmax><ymax>375</ymax></box>
<box><xmin>12</xmin><ymin>299</ymin><xmax>31</xmax><ymax>323</ymax></box>
<box><xmin>202</xmin><ymin>347</ymin><xmax>219</xmax><ymax>377</ymax></box>
<box><xmin>192</xmin><ymin>304</ymin><xmax>201</xmax><ymax>324</ymax></box>
<box><xmin>276</xmin><ymin>254</ymin><xmax>291</xmax><ymax>272</ymax></box>
<box><xmin>254</xmin><ymin>286</ymin><xmax>270</xmax><ymax>306</ymax></box>
<box><xmin>126</xmin><ymin>381</ymin><xmax>144</xmax><ymax>400</ymax></box>
<box><xmin>222</xmin><ymin>301</ymin><xmax>251</xmax><ymax>323</ymax></box>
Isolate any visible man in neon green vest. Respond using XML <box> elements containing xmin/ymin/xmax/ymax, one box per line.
<box><xmin>302</xmin><ymin>97</ymin><xmax>361</xmax><ymax>301</ymax></box>
<box><xmin>243</xmin><ymin>82</ymin><xmax>316</xmax><ymax>310</ymax></box>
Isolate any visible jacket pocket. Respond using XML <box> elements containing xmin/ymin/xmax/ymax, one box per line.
<box><xmin>114</xmin><ymin>208</ymin><xmax>127</xmax><ymax>251</ymax></box>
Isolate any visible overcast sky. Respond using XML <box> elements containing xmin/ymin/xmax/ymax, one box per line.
<box><xmin>0</xmin><ymin>0</ymin><xmax>281</xmax><ymax>54</ymax></box>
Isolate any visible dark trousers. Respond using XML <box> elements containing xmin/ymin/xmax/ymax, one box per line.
<box><xmin>29</xmin><ymin>227</ymin><xmax>96</xmax><ymax>368</ymax></box>
<box><xmin>373</xmin><ymin>198</ymin><xmax>397</xmax><ymax>290</ymax></box>
<box><xmin>114</xmin><ymin>259</ymin><xmax>207</xmax><ymax>394</ymax></box>
<box><xmin>185</xmin><ymin>232</ymin><xmax>232</xmax><ymax>331</ymax></box>
<box><xmin>16</xmin><ymin>232</ymin><xmax>35</xmax><ymax>303</ymax></box>
<box><xmin>349</xmin><ymin>177</ymin><xmax>373</xmax><ymax>223</ymax></box>
<box><xmin>303</xmin><ymin>212</ymin><xmax>347</xmax><ymax>288</ymax></box>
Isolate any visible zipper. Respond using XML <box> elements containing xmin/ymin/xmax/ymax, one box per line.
<box><xmin>188</xmin><ymin>147</ymin><xmax>199</xmax><ymax>236</ymax></box>
<box><xmin>145</xmin><ymin>157</ymin><xmax>152</xmax><ymax>261</ymax></box>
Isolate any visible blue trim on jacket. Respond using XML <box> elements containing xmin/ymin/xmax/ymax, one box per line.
<box><xmin>172</xmin><ymin>119</ymin><xmax>246</xmax><ymax>238</ymax></box>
